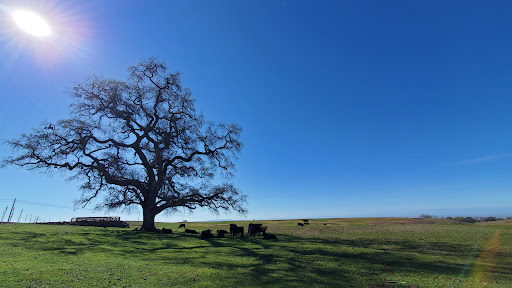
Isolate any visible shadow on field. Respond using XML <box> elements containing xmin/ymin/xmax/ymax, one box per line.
<box><xmin>3</xmin><ymin>227</ymin><xmax>511</xmax><ymax>287</ymax></box>
<box><xmin>223</xmin><ymin>235</ymin><xmax>466</xmax><ymax>287</ymax></box>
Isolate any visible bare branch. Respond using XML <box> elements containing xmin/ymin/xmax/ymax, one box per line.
<box><xmin>2</xmin><ymin>58</ymin><xmax>245</xmax><ymax>232</ymax></box>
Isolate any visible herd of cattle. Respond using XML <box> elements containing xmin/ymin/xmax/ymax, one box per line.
<box><xmin>297</xmin><ymin>219</ymin><xmax>309</xmax><ymax>226</ymax></box>
<box><xmin>160</xmin><ymin>223</ymin><xmax>277</xmax><ymax>240</ymax></box>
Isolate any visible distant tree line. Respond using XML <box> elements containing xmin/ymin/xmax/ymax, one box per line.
<box><xmin>420</xmin><ymin>214</ymin><xmax>511</xmax><ymax>223</ymax></box>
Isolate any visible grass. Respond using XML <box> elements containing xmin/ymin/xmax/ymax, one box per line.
<box><xmin>0</xmin><ymin>218</ymin><xmax>511</xmax><ymax>287</ymax></box>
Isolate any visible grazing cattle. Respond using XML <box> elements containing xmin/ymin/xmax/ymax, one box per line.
<box><xmin>178</xmin><ymin>223</ymin><xmax>186</xmax><ymax>229</ymax></box>
<box><xmin>229</xmin><ymin>224</ymin><xmax>244</xmax><ymax>238</ymax></box>
<box><xmin>217</xmin><ymin>230</ymin><xmax>229</xmax><ymax>238</ymax></box>
<box><xmin>201</xmin><ymin>229</ymin><xmax>214</xmax><ymax>239</ymax></box>
<box><xmin>185</xmin><ymin>229</ymin><xmax>198</xmax><ymax>234</ymax></box>
<box><xmin>161</xmin><ymin>228</ymin><xmax>173</xmax><ymax>234</ymax></box>
<box><xmin>298</xmin><ymin>223</ymin><xmax>304</xmax><ymax>226</ymax></box>
<box><xmin>262</xmin><ymin>231</ymin><xmax>277</xmax><ymax>240</ymax></box>
<box><xmin>302</xmin><ymin>219</ymin><xmax>309</xmax><ymax>223</ymax></box>
<box><xmin>248</xmin><ymin>223</ymin><xmax>264</xmax><ymax>237</ymax></box>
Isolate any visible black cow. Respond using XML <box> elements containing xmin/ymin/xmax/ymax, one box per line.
<box><xmin>217</xmin><ymin>230</ymin><xmax>229</xmax><ymax>238</ymax></box>
<box><xmin>262</xmin><ymin>231</ymin><xmax>277</xmax><ymax>240</ymax></box>
<box><xmin>185</xmin><ymin>229</ymin><xmax>198</xmax><ymax>234</ymax></box>
<box><xmin>298</xmin><ymin>223</ymin><xmax>304</xmax><ymax>226</ymax></box>
<box><xmin>178</xmin><ymin>223</ymin><xmax>186</xmax><ymax>229</ymax></box>
<box><xmin>230</xmin><ymin>224</ymin><xmax>244</xmax><ymax>238</ymax></box>
<box><xmin>201</xmin><ymin>229</ymin><xmax>214</xmax><ymax>239</ymax></box>
<box><xmin>162</xmin><ymin>228</ymin><xmax>173</xmax><ymax>234</ymax></box>
<box><xmin>248</xmin><ymin>223</ymin><xmax>263</xmax><ymax>237</ymax></box>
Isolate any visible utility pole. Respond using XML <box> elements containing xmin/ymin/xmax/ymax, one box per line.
<box><xmin>7</xmin><ymin>198</ymin><xmax>16</xmax><ymax>222</ymax></box>
<box><xmin>25</xmin><ymin>214</ymin><xmax>28</xmax><ymax>223</ymax></box>
<box><xmin>1</xmin><ymin>206</ymin><xmax>7</xmax><ymax>222</ymax></box>
<box><xmin>17</xmin><ymin>209</ymin><xmax>24</xmax><ymax>223</ymax></box>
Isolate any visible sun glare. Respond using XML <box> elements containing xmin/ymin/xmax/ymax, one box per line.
<box><xmin>12</xmin><ymin>10</ymin><xmax>51</xmax><ymax>37</ymax></box>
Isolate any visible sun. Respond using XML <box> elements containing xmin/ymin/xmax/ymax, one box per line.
<box><xmin>12</xmin><ymin>10</ymin><xmax>52</xmax><ymax>37</ymax></box>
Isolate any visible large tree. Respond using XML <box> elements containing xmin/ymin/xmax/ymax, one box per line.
<box><xmin>3</xmin><ymin>58</ymin><xmax>246</xmax><ymax>231</ymax></box>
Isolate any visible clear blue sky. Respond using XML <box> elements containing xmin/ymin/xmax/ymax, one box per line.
<box><xmin>1</xmin><ymin>0</ymin><xmax>511</xmax><ymax>222</ymax></box>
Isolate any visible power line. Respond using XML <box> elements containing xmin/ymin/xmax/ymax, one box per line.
<box><xmin>0</xmin><ymin>199</ymin><xmax>95</xmax><ymax>210</ymax></box>
<box><xmin>17</xmin><ymin>200</ymin><xmax>76</xmax><ymax>209</ymax></box>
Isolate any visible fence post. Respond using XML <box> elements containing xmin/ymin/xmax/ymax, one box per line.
<box><xmin>1</xmin><ymin>206</ymin><xmax>7</xmax><ymax>222</ymax></box>
<box><xmin>7</xmin><ymin>198</ymin><xmax>16</xmax><ymax>222</ymax></box>
<box><xmin>17</xmin><ymin>209</ymin><xmax>23</xmax><ymax>223</ymax></box>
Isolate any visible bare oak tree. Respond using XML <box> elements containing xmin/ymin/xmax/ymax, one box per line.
<box><xmin>3</xmin><ymin>58</ymin><xmax>246</xmax><ymax>231</ymax></box>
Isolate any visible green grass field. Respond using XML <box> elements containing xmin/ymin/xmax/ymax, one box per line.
<box><xmin>1</xmin><ymin>218</ymin><xmax>511</xmax><ymax>287</ymax></box>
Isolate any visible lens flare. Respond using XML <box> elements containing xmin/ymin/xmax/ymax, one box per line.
<box><xmin>12</xmin><ymin>10</ymin><xmax>51</xmax><ymax>37</ymax></box>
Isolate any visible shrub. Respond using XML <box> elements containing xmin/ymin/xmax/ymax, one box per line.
<box><xmin>460</xmin><ymin>217</ymin><xmax>476</xmax><ymax>223</ymax></box>
<box><xmin>483</xmin><ymin>216</ymin><xmax>498</xmax><ymax>222</ymax></box>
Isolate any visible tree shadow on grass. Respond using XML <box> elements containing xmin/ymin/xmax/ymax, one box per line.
<box><xmin>3</xmin><ymin>227</ymin><xmax>512</xmax><ymax>287</ymax></box>
<box><xmin>225</xmin><ymin>235</ymin><xmax>467</xmax><ymax>287</ymax></box>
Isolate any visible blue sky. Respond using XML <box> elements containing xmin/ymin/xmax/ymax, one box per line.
<box><xmin>1</xmin><ymin>0</ymin><xmax>511</xmax><ymax>222</ymax></box>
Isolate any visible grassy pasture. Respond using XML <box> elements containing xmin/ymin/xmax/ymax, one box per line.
<box><xmin>0</xmin><ymin>218</ymin><xmax>511</xmax><ymax>287</ymax></box>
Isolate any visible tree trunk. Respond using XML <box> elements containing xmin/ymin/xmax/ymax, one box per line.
<box><xmin>140</xmin><ymin>206</ymin><xmax>158</xmax><ymax>232</ymax></box>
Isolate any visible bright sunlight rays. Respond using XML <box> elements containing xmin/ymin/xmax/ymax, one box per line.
<box><xmin>1</xmin><ymin>4</ymin><xmax>90</xmax><ymax>66</ymax></box>
<box><xmin>12</xmin><ymin>10</ymin><xmax>51</xmax><ymax>37</ymax></box>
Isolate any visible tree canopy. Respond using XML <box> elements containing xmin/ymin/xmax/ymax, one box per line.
<box><xmin>3</xmin><ymin>58</ymin><xmax>246</xmax><ymax>231</ymax></box>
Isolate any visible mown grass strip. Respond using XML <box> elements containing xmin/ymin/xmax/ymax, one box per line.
<box><xmin>470</xmin><ymin>230</ymin><xmax>501</xmax><ymax>286</ymax></box>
